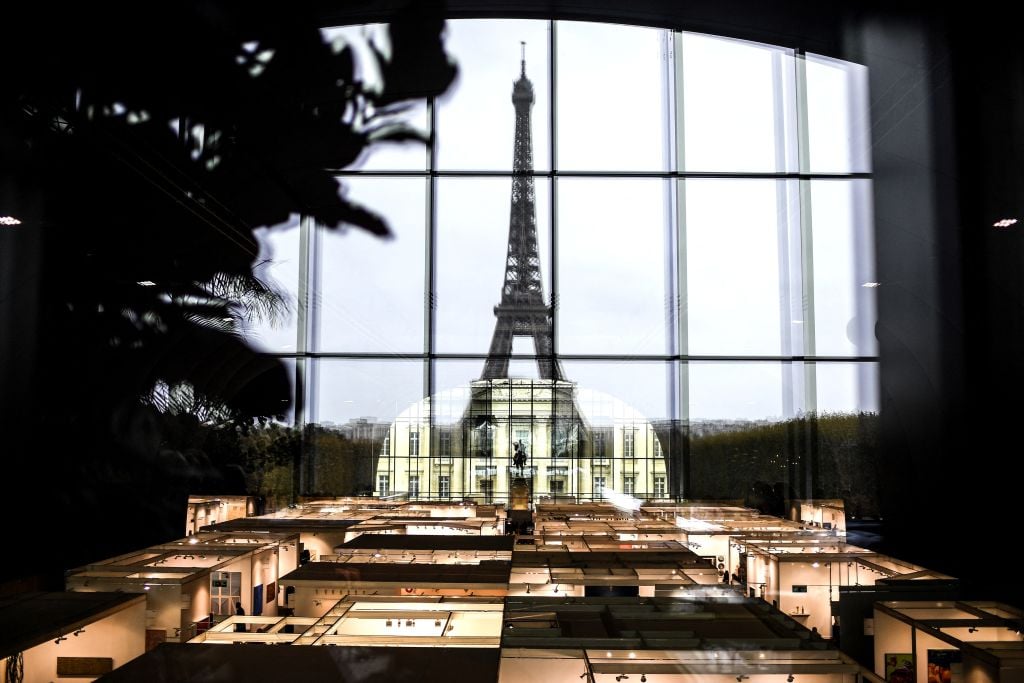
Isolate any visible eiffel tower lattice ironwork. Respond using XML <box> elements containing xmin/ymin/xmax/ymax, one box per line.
<box><xmin>482</xmin><ymin>44</ymin><xmax>566</xmax><ymax>381</ymax></box>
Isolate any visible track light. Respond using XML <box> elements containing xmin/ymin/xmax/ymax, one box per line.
<box><xmin>641</xmin><ymin>676</ymin><xmax>647</xmax><ymax>682</ymax></box>
<box><xmin>54</xmin><ymin>635</ymin><xmax>68</xmax><ymax>644</ymax></box>
<box><xmin>968</xmin><ymin>626</ymin><xmax>978</xmax><ymax>633</ymax></box>
<box><xmin>788</xmin><ymin>675</ymin><xmax>795</xmax><ymax>682</ymax></box>
<box><xmin>616</xmin><ymin>676</ymin><xmax>629</xmax><ymax>682</ymax></box>
<box><xmin>736</xmin><ymin>677</ymin><xmax>749</xmax><ymax>682</ymax></box>
<box><xmin>579</xmin><ymin>673</ymin><xmax>588</xmax><ymax>679</ymax></box>
<box><xmin>73</xmin><ymin>628</ymin><xmax>86</xmax><ymax>636</ymax></box>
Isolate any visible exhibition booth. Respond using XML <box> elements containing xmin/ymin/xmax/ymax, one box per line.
<box><xmin>65</xmin><ymin>531</ymin><xmax>299</xmax><ymax>644</ymax></box>
<box><xmin>871</xmin><ymin>601</ymin><xmax>1024</xmax><ymax>683</ymax></box>
<box><xmin>0</xmin><ymin>592</ymin><xmax>146</xmax><ymax>683</ymax></box>
<box><xmin>498</xmin><ymin>648</ymin><xmax>864</xmax><ymax>683</ymax></box>
<box><xmin>188</xmin><ymin>595</ymin><xmax>504</xmax><ymax>648</ymax></box>
<box><xmin>281</xmin><ymin>560</ymin><xmax>512</xmax><ymax>616</ymax></box>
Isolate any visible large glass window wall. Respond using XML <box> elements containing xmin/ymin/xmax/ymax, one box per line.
<box><xmin>242</xmin><ymin>20</ymin><xmax>877</xmax><ymax>508</ymax></box>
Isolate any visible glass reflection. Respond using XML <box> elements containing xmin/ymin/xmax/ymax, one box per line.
<box><xmin>242</xmin><ymin>215</ymin><xmax>301</xmax><ymax>354</ymax></box>
<box><xmin>251</xmin><ymin>20</ymin><xmax>883</xmax><ymax>512</ymax></box>
<box><xmin>812</xmin><ymin>362</ymin><xmax>880</xmax><ymax>517</ymax></box>
<box><xmin>369</xmin><ymin>375</ymin><xmax>671</xmax><ymax>503</ymax></box>
<box><xmin>307</xmin><ymin>359</ymin><xmax>425</xmax><ymax>496</ymax></box>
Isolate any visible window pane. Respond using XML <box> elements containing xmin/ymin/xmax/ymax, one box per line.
<box><xmin>311</xmin><ymin>359</ymin><xmax>425</xmax><ymax>426</ymax></box>
<box><xmin>437</xmin><ymin>19</ymin><xmax>550</xmax><ymax>171</ymax></box>
<box><xmin>557</xmin><ymin>178</ymin><xmax>670</xmax><ymax>354</ymax></box>
<box><xmin>432</xmin><ymin>359</ymin><xmax>484</xmax><ymax>423</ymax></box>
<box><xmin>562</xmin><ymin>360</ymin><xmax>673</xmax><ymax>425</ymax></box>
<box><xmin>562</xmin><ymin>360</ymin><xmax>676</xmax><ymax>500</ymax></box>
<box><xmin>316</xmin><ymin>177</ymin><xmax>426</xmax><ymax>353</ymax></box>
<box><xmin>435</xmin><ymin>177</ymin><xmax>551</xmax><ymax>353</ymax></box>
<box><xmin>805</xmin><ymin>54</ymin><xmax>871</xmax><ymax>173</ymax></box>
<box><xmin>813</xmin><ymin>361</ymin><xmax>880</xmax><ymax>517</ymax></box>
<box><xmin>688</xmin><ymin>362</ymin><xmax>784</xmax><ymax>423</ymax></box>
<box><xmin>681</xmin><ymin>33</ymin><xmax>795</xmax><ymax>172</ymax></box>
<box><xmin>320</xmin><ymin>25</ymin><xmax>428</xmax><ymax>171</ymax></box>
<box><xmin>814</xmin><ymin>361</ymin><xmax>879</xmax><ymax>415</ymax></box>
<box><xmin>241</xmin><ymin>216</ymin><xmax>301</xmax><ymax>354</ymax></box>
<box><xmin>809</xmin><ymin>180</ymin><xmax>877</xmax><ymax>356</ymax></box>
<box><xmin>557</xmin><ymin>22</ymin><xmax>669</xmax><ymax>171</ymax></box>
<box><xmin>685</xmin><ymin>179</ymin><xmax>788</xmax><ymax>356</ymax></box>
<box><xmin>307</xmin><ymin>359</ymin><xmax>424</xmax><ymax>496</ymax></box>
<box><xmin>688</xmin><ymin>361</ymin><xmax>787</xmax><ymax>504</ymax></box>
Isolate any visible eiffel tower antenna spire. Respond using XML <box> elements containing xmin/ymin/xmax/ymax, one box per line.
<box><xmin>481</xmin><ymin>46</ymin><xmax>565</xmax><ymax>381</ymax></box>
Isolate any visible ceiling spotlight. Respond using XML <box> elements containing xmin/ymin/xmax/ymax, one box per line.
<box><xmin>641</xmin><ymin>676</ymin><xmax>647</xmax><ymax>683</ymax></box>
<box><xmin>616</xmin><ymin>676</ymin><xmax>629</xmax><ymax>682</ymax></box>
<box><xmin>788</xmin><ymin>675</ymin><xmax>796</xmax><ymax>682</ymax></box>
<box><xmin>968</xmin><ymin>626</ymin><xmax>978</xmax><ymax>633</ymax></box>
<box><xmin>73</xmin><ymin>628</ymin><xmax>86</xmax><ymax>636</ymax></box>
<box><xmin>579</xmin><ymin>674</ymin><xmax>588</xmax><ymax>680</ymax></box>
<box><xmin>736</xmin><ymin>677</ymin><xmax>749</xmax><ymax>682</ymax></box>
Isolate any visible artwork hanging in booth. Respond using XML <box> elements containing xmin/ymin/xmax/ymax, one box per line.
<box><xmin>885</xmin><ymin>653</ymin><xmax>914</xmax><ymax>683</ymax></box>
<box><xmin>252</xmin><ymin>584</ymin><xmax>264</xmax><ymax>616</ymax></box>
<box><xmin>927</xmin><ymin>649</ymin><xmax>962</xmax><ymax>683</ymax></box>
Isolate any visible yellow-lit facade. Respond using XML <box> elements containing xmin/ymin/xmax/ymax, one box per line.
<box><xmin>373</xmin><ymin>379</ymin><xmax>669</xmax><ymax>503</ymax></box>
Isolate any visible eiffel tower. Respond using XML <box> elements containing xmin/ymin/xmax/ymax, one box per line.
<box><xmin>481</xmin><ymin>43</ymin><xmax>566</xmax><ymax>381</ymax></box>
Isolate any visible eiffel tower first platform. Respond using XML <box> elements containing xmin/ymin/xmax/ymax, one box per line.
<box><xmin>371</xmin><ymin>47</ymin><xmax>669</xmax><ymax>505</ymax></box>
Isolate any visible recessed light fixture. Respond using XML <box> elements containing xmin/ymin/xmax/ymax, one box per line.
<box><xmin>0</xmin><ymin>216</ymin><xmax>22</xmax><ymax>226</ymax></box>
<box><xmin>137</xmin><ymin>280</ymin><xmax>156</xmax><ymax>287</ymax></box>
<box><xmin>862</xmin><ymin>282</ymin><xmax>881</xmax><ymax>288</ymax></box>
<box><xmin>994</xmin><ymin>218</ymin><xmax>1018</xmax><ymax>228</ymax></box>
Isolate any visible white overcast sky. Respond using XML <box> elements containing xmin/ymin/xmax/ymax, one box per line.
<box><xmin>243</xmin><ymin>19</ymin><xmax>878</xmax><ymax>425</ymax></box>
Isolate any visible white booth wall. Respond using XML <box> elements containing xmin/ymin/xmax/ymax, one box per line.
<box><xmin>301</xmin><ymin>530</ymin><xmax>352</xmax><ymax>561</ymax></box>
<box><xmin>181</xmin><ymin>575</ymin><xmax>211</xmax><ymax>629</ymax></box>
<box><xmin>13</xmin><ymin>599</ymin><xmax>145</xmax><ymax>683</ymax></box>
<box><xmin>778</xmin><ymin>561</ymin><xmax>832</xmax><ymax>636</ymax></box>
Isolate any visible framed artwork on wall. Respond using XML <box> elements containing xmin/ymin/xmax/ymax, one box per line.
<box><xmin>927</xmin><ymin>649</ymin><xmax>962</xmax><ymax>683</ymax></box>
<box><xmin>884</xmin><ymin>653</ymin><xmax>914</xmax><ymax>683</ymax></box>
